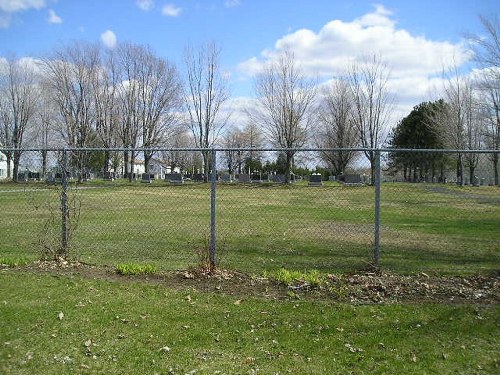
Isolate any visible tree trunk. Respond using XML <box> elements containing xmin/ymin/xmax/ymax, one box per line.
<box><xmin>144</xmin><ymin>151</ymin><xmax>151</xmax><ymax>174</ymax></box>
<box><xmin>41</xmin><ymin>150</ymin><xmax>47</xmax><ymax>179</ymax></box>
<box><xmin>456</xmin><ymin>153</ymin><xmax>463</xmax><ymax>186</ymax></box>
<box><xmin>129</xmin><ymin>151</ymin><xmax>135</xmax><ymax>182</ymax></box>
<box><xmin>285</xmin><ymin>151</ymin><xmax>294</xmax><ymax>184</ymax></box>
<box><xmin>6</xmin><ymin>152</ymin><xmax>12</xmax><ymax>179</ymax></box>
<box><xmin>202</xmin><ymin>151</ymin><xmax>210</xmax><ymax>183</ymax></box>
<box><xmin>493</xmin><ymin>153</ymin><xmax>499</xmax><ymax>185</ymax></box>
<box><xmin>13</xmin><ymin>150</ymin><xmax>21</xmax><ymax>182</ymax></box>
<box><xmin>103</xmin><ymin>150</ymin><xmax>110</xmax><ymax>174</ymax></box>
<box><xmin>123</xmin><ymin>151</ymin><xmax>129</xmax><ymax>179</ymax></box>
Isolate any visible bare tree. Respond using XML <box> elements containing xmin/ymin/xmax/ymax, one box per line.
<box><xmin>477</xmin><ymin>72</ymin><xmax>500</xmax><ymax>184</ymax></box>
<box><xmin>250</xmin><ymin>50</ymin><xmax>316</xmax><ymax>183</ymax></box>
<box><xmin>92</xmin><ymin>48</ymin><xmax>119</xmax><ymax>174</ymax></box>
<box><xmin>34</xmin><ymin>89</ymin><xmax>59</xmax><ymax>178</ymax></box>
<box><xmin>41</xmin><ymin>42</ymin><xmax>100</xmax><ymax>179</ymax></box>
<box><xmin>462</xmin><ymin>81</ymin><xmax>484</xmax><ymax>182</ymax></box>
<box><xmin>222</xmin><ymin>122</ymin><xmax>264</xmax><ymax>174</ymax></box>
<box><xmin>115</xmin><ymin>43</ymin><xmax>143</xmax><ymax>180</ymax></box>
<box><xmin>222</xmin><ymin>126</ymin><xmax>246</xmax><ymax>174</ymax></box>
<box><xmin>134</xmin><ymin>45</ymin><xmax>183</xmax><ymax>172</ymax></box>
<box><xmin>316</xmin><ymin>79</ymin><xmax>359</xmax><ymax>176</ymax></box>
<box><xmin>162</xmin><ymin>130</ymin><xmax>194</xmax><ymax>174</ymax></box>
<box><xmin>184</xmin><ymin>42</ymin><xmax>230</xmax><ymax>182</ymax></box>
<box><xmin>347</xmin><ymin>55</ymin><xmax>393</xmax><ymax>184</ymax></box>
<box><xmin>0</xmin><ymin>57</ymin><xmax>39</xmax><ymax>181</ymax></box>
<box><xmin>440</xmin><ymin>72</ymin><xmax>481</xmax><ymax>185</ymax></box>
<box><xmin>468</xmin><ymin>15</ymin><xmax>500</xmax><ymax>184</ymax></box>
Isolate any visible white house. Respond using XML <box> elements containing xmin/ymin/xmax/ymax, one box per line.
<box><xmin>0</xmin><ymin>152</ymin><xmax>14</xmax><ymax>180</ymax></box>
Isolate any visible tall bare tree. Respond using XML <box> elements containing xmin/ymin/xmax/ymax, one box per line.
<box><xmin>184</xmin><ymin>42</ymin><xmax>230</xmax><ymax>181</ymax></box>
<box><xmin>92</xmin><ymin>48</ymin><xmax>119</xmax><ymax>174</ymax></box>
<box><xmin>0</xmin><ymin>57</ymin><xmax>39</xmax><ymax>181</ymax></box>
<box><xmin>115</xmin><ymin>43</ymin><xmax>142</xmax><ymax>179</ymax></box>
<box><xmin>222</xmin><ymin>126</ymin><xmax>246</xmax><ymax>174</ymax></box>
<box><xmin>137</xmin><ymin>47</ymin><xmax>183</xmax><ymax>172</ymax></box>
<box><xmin>439</xmin><ymin>71</ymin><xmax>481</xmax><ymax>185</ymax></box>
<box><xmin>34</xmin><ymin>89</ymin><xmax>58</xmax><ymax>178</ymax></box>
<box><xmin>468</xmin><ymin>15</ymin><xmax>500</xmax><ymax>184</ymax></box>
<box><xmin>222</xmin><ymin>122</ymin><xmax>264</xmax><ymax>174</ymax></box>
<box><xmin>41</xmin><ymin>42</ymin><xmax>100</xmax><ymax>178</ymax></box>
<box><xmin>316</xmin><ymin>79</ymin><xmax>359</xmax><ymax>176</ymax></box>
<box><xmin>250</xmin><ymin>50</ymin><xmax>316</xmax><ymax>183</ymax></box>
<box><xmin>477</xmin><ymin>72</ymin><xmax>500</xmax><ymax>184</ymax></box>
<box><xmin>347</xmin><ymin>55</ymin><xmax>393</xmax><ymax>184</ymax></box>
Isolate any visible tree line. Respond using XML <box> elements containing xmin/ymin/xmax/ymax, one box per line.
<box><xmin>0</xmin><ymin>15</ymin><xmax>498</xmax><ymax>184</ymax></box>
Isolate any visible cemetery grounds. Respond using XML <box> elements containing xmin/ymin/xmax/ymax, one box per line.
<box><xmin>0</xmin><ymin>180</ymin><xmax>499</xmax><ymax>374</ymax></box>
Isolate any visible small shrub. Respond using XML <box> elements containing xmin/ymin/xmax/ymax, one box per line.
<box><xmin>115</xmin><ymin>263</ymin><xmax>157</xmax><ymax>276</ymax></box>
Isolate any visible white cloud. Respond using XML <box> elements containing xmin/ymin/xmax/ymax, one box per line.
<box><xmin>0</xmin><ymin>0</ymin><xmax>46</xmax><ymax>27</ymax></box>
<box><xmin>238</xmin><ymin>5</ymin><xmax>470</xmax><ymax>79</ymax></box>
<box><xmin>0</xmin><ymin>0</ymin><xmax>45</xmax><ymax>13</ymax></box>
<box><xmin>47</xmin><ymin>9</ymin><xmax>61</xmax><ymax>24</ymax></box>
<box><xmin>136</xmin><ymin>0</ymin><xmax>154</xmax><ymax>11</ymax></box>
<box><xmin>236</xmin><ymin>5</ymin><xmax>473</xmax><ymax>124</ymax></box>
<box><xmin>225</xmin><ymin>0</ymin><xmax>241</xmax><ymax>8</ymax></box>
<box><xmin>162</xmin><ymin>3</ymin><xmax>181</xmax><ymax>17</ymax></box>
<box><xmin>100</xmin><ymin>30</ymin><xmax>117</xmax><ymax>49</ymax></box>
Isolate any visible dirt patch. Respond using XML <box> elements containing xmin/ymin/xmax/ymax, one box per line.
<box><xmin>5</xmin><ymin>261</ymin><xmax>500</xmax><ymax>305</ymax></box>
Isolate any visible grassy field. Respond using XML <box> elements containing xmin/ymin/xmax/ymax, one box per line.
<box><xmin>1</xmin><ymin>271</ymin><xmax>498</xmax><ymax>374</ymax></box>
<box><xmin>0</xmin><ymin>180</ymin><xmax>499</xmax><ymax>274</ymax></box>
<box><xmin>1</xmin><ymin>180</ymin><xmax>499</xmax><ymax>374</ymax></box>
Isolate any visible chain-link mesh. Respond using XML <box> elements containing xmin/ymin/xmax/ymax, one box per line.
<box><xmin>0</xmin><ymin>148</ymin><xmax>498</xmax><ymax>274</ymax></box>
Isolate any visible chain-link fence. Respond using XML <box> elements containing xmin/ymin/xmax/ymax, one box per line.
<box><xmin>1</xmin><ymin>147</ymin><xmax>498</xmax><ymax>274</ymax></box>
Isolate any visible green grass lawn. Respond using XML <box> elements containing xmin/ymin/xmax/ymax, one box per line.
<box><xmin>0</xmin><ymin>180</ymin><xmax>499</xmax><ymax>274</ymax></box>
<box><xmin>1</xmin><ymin>180</ymin><xmax>499</xmax><ymax>374</ymax></box>
<box><xmin>1</xmin><ymin>271</ymin><xmax>498</xmax><ymax>374</ymax></box>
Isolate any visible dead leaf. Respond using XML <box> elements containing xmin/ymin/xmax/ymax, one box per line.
<box><xmin>234</xmin><ymin>299</ymin><xmax>242</xmax><ymax>305</ymax></box>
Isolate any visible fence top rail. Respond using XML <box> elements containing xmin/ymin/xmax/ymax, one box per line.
<box><xmin>0</xmin><ymin>147</ymin><xmax>499</xmax><ymax>154</ymax></box>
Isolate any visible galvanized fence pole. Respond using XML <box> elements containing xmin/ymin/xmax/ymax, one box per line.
<box><xmin>61</xmin><ymin>148</ymin><xmax>69</xmax><ymax>256</ymax></box>
<box><xmin>373</xmin><ymin>149</ymin><xmax>381</xmax><ymax>268</ymax></box>
<box><xmin>209</xmin><ymin>149</ymin><xmax>217</xmax><ymax>269</ymax></box>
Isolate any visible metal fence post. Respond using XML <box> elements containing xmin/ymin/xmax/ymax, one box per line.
<box><xmin>373</xmin><ymin>149</ymin><xmax>381</xmax><ymax>269</ymax></box>
<box><xmin>209</xmin><ymin>148</ymin><xmax>217</xmax><ymax>270</ymax></box>
<box><xmin>61</xmin><ymin>148</ymin><xmax>69</xmax><ymax>257</ymax></box>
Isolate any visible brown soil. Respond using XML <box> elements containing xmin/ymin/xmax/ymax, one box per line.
<box><xmin>7</xmin><ymin>261</ymin><xmax>500</xmax><ymax>305</ymax></box>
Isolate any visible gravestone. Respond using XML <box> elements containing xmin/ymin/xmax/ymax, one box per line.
<box><xmin>270</xmin><ymin>174</ymin><xmax>285</xmax><ymax>183</ymax></box>
<box><xmin>165</xmin><ymin>173</ymin><xmax>184</xmax><ymax>184</ymax></box>
<box><xmin>344</xmin><ymin>174</ymin><xmax>363</xmax><ymax>185</ymax></box>
<box><xmin>104</xmin><ymin>171</ymin><xmax>115</xmax><ymax>181</ymax></box>
<box><xmin>238</xmin><ymin>174</ymin><xmax>250</xmax><ymax>183</ymax></box>
<box><xmin>308</xmin><ymin>173</ymin><xmax>323</xmax><ymax>186</ymax></box>
<box><xmin>54</xmin><ymin>172</ymin><xmax>63</xmax><ymax>184</ymax></box>
<box><xmin>45</xmin><ymin>173</ymin><xmax>55</xmax><ymax>184</ymax></box>
<box><xmin>221</xmin><ymin>173</ymin><xmax>233</xmax><ymax>182</ymax></box>
<box><xmin>28</xmin><ymin>171</ymin><xmax>40</xmax><ymax>181</ymax></box>
<box><xmin>17</xmin><ymin>172</ymin><xmax>28</xmax><ymax>182</ymax></box>
<box><xmin>141</xmin><ymin>173</ymin><xmax>155</xmax><ymax>183</ymax></box>
<box><xmin>191</xmin><ymin>173</ymin><xmax>205</xmax><ymax>182</ymax></box>
<box><xmin>251</xmin><ymin>173</ymin><xmax>263</xmax><ymax>183</ymax></box>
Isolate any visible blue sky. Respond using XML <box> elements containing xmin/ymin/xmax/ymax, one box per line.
<box><xmin>0</xmin><ymin>0</ymin><xmax>499</xmax><ymax>121</ymax></box>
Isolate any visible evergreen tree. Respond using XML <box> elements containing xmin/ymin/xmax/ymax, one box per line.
<box><xmin>389</xmin><ymin>100</ymin><xmax>448</xmax><ymax>181</ymax></box>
